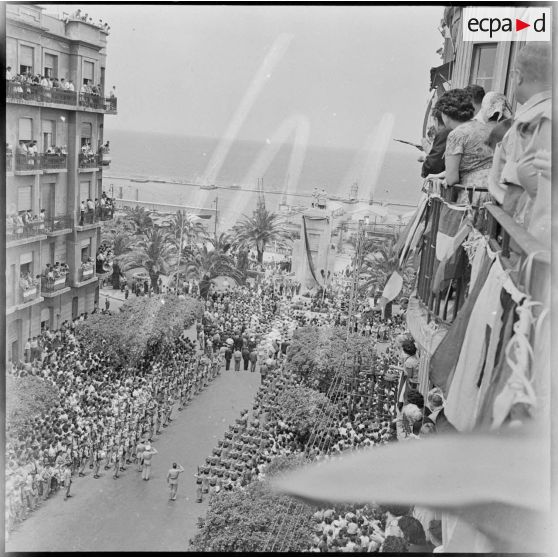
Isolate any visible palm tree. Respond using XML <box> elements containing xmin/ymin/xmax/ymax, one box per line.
<box><xmin>232</xmin><ymin>205</ymin><xmax>290</xmax><ymax>263</ymax></box>
<box><xmin>120</xmin><ymin>228</ymin><xmax>175</xmax><ymax>293</ymax></box>
<box><xmin>125</xmin><ymin>206</ymin><xmax>154</xmax><ymax>236</ymax></box>
<box><xmin>164</xmin><ymin>210</ymin><xmax>207</xmax><ymax>251</ymax></box>
<box><xmin>180</xmin><ymin>242</ymin><xmax>241</xmax><ymax>283</ymax></box>
<box><xmin>358</xmin><ymin>237</ymin><xmax>415</xmax><ymax>298</ymax></box>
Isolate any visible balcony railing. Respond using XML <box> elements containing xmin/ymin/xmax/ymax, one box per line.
<box><xmin>15</xmin><ymin>153</ymin><xmax>67</xmax><ymax>172</ymax></box>
<box><xmin>7</xmin><ymin>81</ymin><xmax>77</xmax><ymax>107</ymax></box>
<box><xmin>6</xmin><ymin>152</ymin><xmax>13</xmax><ymax>171</ymax></box>
<box><xmin>44</xmin><ymin>214</ymin><xmax>73</xmax><ymax>233</ymax></box>
<box><xmin>79</xmin><ymin>266</ymin><xmax>96</xmax><ymax>282</ymax></box>
<box><xmin>77</xmin><ymin>206</ymin><xmax>114</xmax><ymax>226</ymax></box>
<box><xmin>20</xmin><ymin>284</ymin><xmax>40</xmax><ymax>304</ymax></box>
<box><xmin>79</xmin><ymin>92</ymin><xmax>117</xmax><ymax>113</ymax></box>
<box><xmin>78</xmin><ymin>153</ymin><xmax>101</xmax><ymax>169</ymax></box>
<box><xmin>7</xmin><ymin>81</ymin><xmax>118</xmax><ymax>113</ymax></box>
<box><xmin>6</xmin><ymin>220</ymin><xmax>47</xmax><ymax>242</ymax></box>
<box><xmin>414</xmin><ymin>183</ymin><xmax>550</xmax><ymax>323</ymax></box>
<box><xmin>41</xmin><ymin>274</ymin><xmax>69</xmax><ymax>294</ymax></box>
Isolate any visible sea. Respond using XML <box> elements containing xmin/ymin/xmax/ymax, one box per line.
<box><xmin>104</xmin><ymin>129</ymin><xmax>423</xmax><ymax>230</ymax></box>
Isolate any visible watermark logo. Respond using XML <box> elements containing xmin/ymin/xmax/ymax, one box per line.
<box><xmin>463</xmin><ymin>7</ymin><xmax>551</xmax><ymax>41</ymax></box>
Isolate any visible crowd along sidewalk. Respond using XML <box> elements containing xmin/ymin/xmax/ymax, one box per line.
<box><xmin>6</xmin><ymin>361</ymin><xmax>260</xmax><ymax>552</ymax></box>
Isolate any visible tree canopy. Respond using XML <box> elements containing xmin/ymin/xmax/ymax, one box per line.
<box><xmin>190</xmin><ymin>458</ymin><xmax>314</xmax><ymax>553</ymax></box>
<box><xmin>74</xmin><ymin>295</ymin><xmax>203</xmax><ymax>368</ymax></box>
<box><xmin>232</xmin><ymin>204</ymin><xmax>291</xmax><ymax>263</ymax></box>
<box><xmin>286</xmin><ymin>326</ymin><xmax>376</xmax><ymax>394</ymax></box>
<box><xmin>7</xmin><ymin>375</ymin><xmax>60</xmax><ymax>434</ymax></box>
<box><xmin>276</xmin><ymin>385</ymin><xmax>340</xmax><ymax>444</ymax></box>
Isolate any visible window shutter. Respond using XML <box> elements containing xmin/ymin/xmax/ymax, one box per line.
<box><xmin>80</xmin><ymin>122</ymin><xmax>92</xmax><ymax>138</ymax></box>
<box><xmin>55</xmin><ymin>242</ymin><xmax>67</xmax><ymax>263</ymax></box>
<box><xmin>20</xmin><ymin>251</ymin><xmax>33</xmax><ymax>265</ymax></box>
<box><xmin>20</xmin><ymin>45</ymin><xmax>34</xmax><ymax>67</ymax></box>
<box><xmin>18</xmin><ymin>186</ymin><xmax>32</xmax><ymax>210</ymax></box>
<box><xmin>83</xmin><ymin>60</ymin><xmax>94</xmax><ymax>81</ymax></box>
<box><xmin>19</xmin><ymin>118</ymin><xmax>33</xmax><ymax>141</ymax></box>
<box><xmin>80</xmin><ymin>181</ymin><xmax>90</xmax><ymax>201</ymax></box>
<box><xmin>42</xmin><ymin>120</ymin><xmax>54</xmax><ymax>134</ymax></box>
<box><xmin>44</xmin><ymin>53</ymin><xmax>56</xmax><ymax>69</ymax></box>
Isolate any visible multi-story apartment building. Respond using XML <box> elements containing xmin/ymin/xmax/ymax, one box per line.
<box><xmin>5</xmin><ymin>4</ymin><xmax>117</xmax><ymax>361</ymax></box>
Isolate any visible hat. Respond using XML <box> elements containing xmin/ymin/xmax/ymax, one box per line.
<box><xmin>347</xmin><ymin>522</ymin><xmax>359</xmax><ymax>535</ymax></box>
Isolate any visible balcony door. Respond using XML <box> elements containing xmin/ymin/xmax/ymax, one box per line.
<box><xmin>40</xmin><ymin>182</ymin><xmax>55</xmax><ymax>217</ymax></box>
<box><xmin>42</xmin><ymin>120</ymin><xmax>55</xmax><ymax>152</ymax></box>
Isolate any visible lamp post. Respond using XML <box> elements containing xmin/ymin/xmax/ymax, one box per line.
<box><xmin>213</xmin><ymin>196</ymin><xmax>218</xmax><ymax>240</ymax></box>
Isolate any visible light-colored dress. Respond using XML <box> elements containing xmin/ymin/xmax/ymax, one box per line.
<box><xmin>445</xmin><ymin>120</ymin><xmax>493</xmax><ymax>205</ymax></box>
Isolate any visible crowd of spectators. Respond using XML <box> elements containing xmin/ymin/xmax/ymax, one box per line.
<box><xmin>421</xmin><ymin>43</ymin><xmax>550</xmax><ymax>248</ymax></box>
<box><xmin>79</xmin><ymin>192</ymin><xmax>115</xmax><ymax>225</ymax></box>
<box><xmin>62</xmin><ymin>9</ymin><xmax>111</xmax><ymax>32</ymax></box>
<box><xmin>186</xmin><ymin>278</ymin><xmax>454</xmax><ymax>552</ymax></box>
<box><xmin>5</xmin><ymin>306</ymin><xmax>219</xmax><ymax>538</ymax></box>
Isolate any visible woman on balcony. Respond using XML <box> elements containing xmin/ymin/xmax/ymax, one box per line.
<box><xmin>435</xmin><ymin>89</ymin><xmax>494</xmax><ymax>205</ymax></box>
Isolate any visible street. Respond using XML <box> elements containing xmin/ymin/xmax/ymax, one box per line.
<box><xmin>6</xmin><ymin>362</ymin><xmax>260</xmax><ymax>552</ymax></box>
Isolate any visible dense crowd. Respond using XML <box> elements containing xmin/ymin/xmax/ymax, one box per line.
<box><xmin>189</xmin><ymin>278</ymin><xmax>458</xmax><ymax>552</ymax></box>
<box><xmin>5</xmin><ymin>304</ymin><xmax>217</xmax><ymax>538</ymax></box>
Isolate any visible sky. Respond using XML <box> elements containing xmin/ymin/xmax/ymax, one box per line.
<box><xmin>43</xmin><ymin>4</ymin><xmax>443</xmax><ymax>150</ymax></box>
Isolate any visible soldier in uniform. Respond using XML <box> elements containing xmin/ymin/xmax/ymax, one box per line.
<box><xmin>166</xmin><ymin>462</ymin><xmax>185</xmax><ymax>501</ymax></box>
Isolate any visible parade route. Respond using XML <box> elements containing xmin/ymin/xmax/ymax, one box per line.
<box><xmin>6</xmin><ymin>363</ymin><xmax>260</xmax><ymax>553</ymax></box>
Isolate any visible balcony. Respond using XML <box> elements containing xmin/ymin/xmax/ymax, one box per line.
<box><xmin>79</xmin><ymin>92</ymin><xmax>117</xmax><ymax>114</ymax></box>
<box><xmin>41</xmin><ymin>274</ymin><xmax>70</xmax><ymax>297</ymax></box>
<box><xmin>6</xmin><ymin>283</ymin><xmax>44</xmax><ymax>314</ymax></box>
<box><xmin>7</xmin><ymin>81</ymin><xmax>78</xmax><ymax>108</ymax></box>
<box><xmin>6</xmin><ymin>81</ymin><xmax>118</xmax><ymax>114</ymax></box>
<box><xmin>76</xmin><ymin>206</ymin><xmax>114</xmax><ymax>229</ymax></box>
<box><xmin>6</xmin><ymin>219</ymin><xmax>47</xmax><ymax>245</ymax></box>
<box><xmin>78</xmin><ymin>153</ymin><xmax>101</xmax><ymax>170</ymax></box>
<box><xmin>14</xmin><ymin>153</ymin><xmax>67</xmax><ymax>174</ymax></box>
<box><xmin>45</xmin><ymin>214</ymin><xmax>73</xmax><ymax>236</ymax></box>
<box><xmin>413</xmin><ymin>184</ymin><xmax>550</xmax><ymax>325</ymax></box>
<box><xmin>74</xmin><ymin>264</ymin><xmax>98</xmax><ymax>287</ymax></box>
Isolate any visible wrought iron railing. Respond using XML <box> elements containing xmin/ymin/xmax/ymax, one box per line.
<box><xmin>44</xmin><ymin>215</ymin><xmax>73</xmax><ymax>233</ymax></box>
<box><xmin>78</xmin><ymin>153</ymin><xmax>100</xmax><ymax>169</ymax></box>
<box><xmin>7</xmin><ymin>81</ymin><xmax>117</xmax><ymax>113</ymax></box>
<box><xmin>78</xmin><ymin>92</ymin><xmax>117</xmax><ymax>113</ymax></box>
<box><xmin>6</xmin><ymin>81</ymin><xmax>78</xmax><ymax>107</ymax></box>
<box><xmin>414</xmin><ymin>183</ymin><xmax>550</xmax><ymax>323</ymax></box>
<box><xmin>6</xmin><ymin>220</ymin><xmax>47</xmax><ymax>242</ymax></box>
<box><xmin>14</xmin><ymin>153</ymin><xmax>67</xmax><ymax>172</ymax></box>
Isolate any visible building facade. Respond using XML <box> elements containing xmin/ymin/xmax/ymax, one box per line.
<box><xmin>5</xmin><ymin>4</ymin><xmax>117</xmax><ymax>361</ymax></box>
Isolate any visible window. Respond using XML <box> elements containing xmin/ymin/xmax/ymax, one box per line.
<box><xmin>469</xmin><ymin>43</ymin><xmax>497</xmax><ymax>91</ymax></box>
<box><xmin>83</xmin><ymin>60</ymin><xmax>94</xmax><ymax>85</ymax></box>
<box><xmin>81</xmin><ymin>245</ymin><xmax>90</xmax><ymax>263</ymax></box>
<box><xmin>19</xmin><ymin>118</ymin><xmax>33</xmax><ymax>142</ymax></box>
<box><xmin>80</xmin><ymin>181</ymin><xmax>91</xmax><ymax>202</ymax></box>
<box><xmin>20</xmin><ymin>45</ymin><xmax>34</xmax><ymax>75</ymax></box>
<box><xmin>80</xmin><ymin>122</ymin><xmax>92</xmax><ymax>147</ymax></box>
<box><xmin>18</xmin><ymin>185</ymin><xmax>32</xmax><ymax>211</ymax></box>
<box><xmin>42</xmin><ymin>120</ymin><xmax>55</xmax><ymax>151</ymax></box>
<box><xmin>44</xmin><ymin>53</ymin><xmax>57</xmax><ymax>78</ymax></box>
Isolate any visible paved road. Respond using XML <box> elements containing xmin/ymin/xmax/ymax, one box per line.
<box><xmin>6</xmin><ymin>364</ymin><xmax>260</xmax><ymax>552</ymax></box>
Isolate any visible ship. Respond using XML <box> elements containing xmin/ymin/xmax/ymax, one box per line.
<box><xmin>200</xmin><ymin>184</ymin><xmax>217</xmax><ymax>190</ymax></box>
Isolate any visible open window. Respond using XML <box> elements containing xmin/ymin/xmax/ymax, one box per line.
<box><xmin>44</xmin><ymin>53</ymin><xmax>58</xmax><ymax>78</ymax></box>
<box><xmin>19</xmin><ymin>45</ymin><xmax>34</xmax><ymax>75</ymax></box>
<box><xmin>469</xmin><ymin>43</ymin><xmax>497</xmax><ymax>91</ymax></box>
